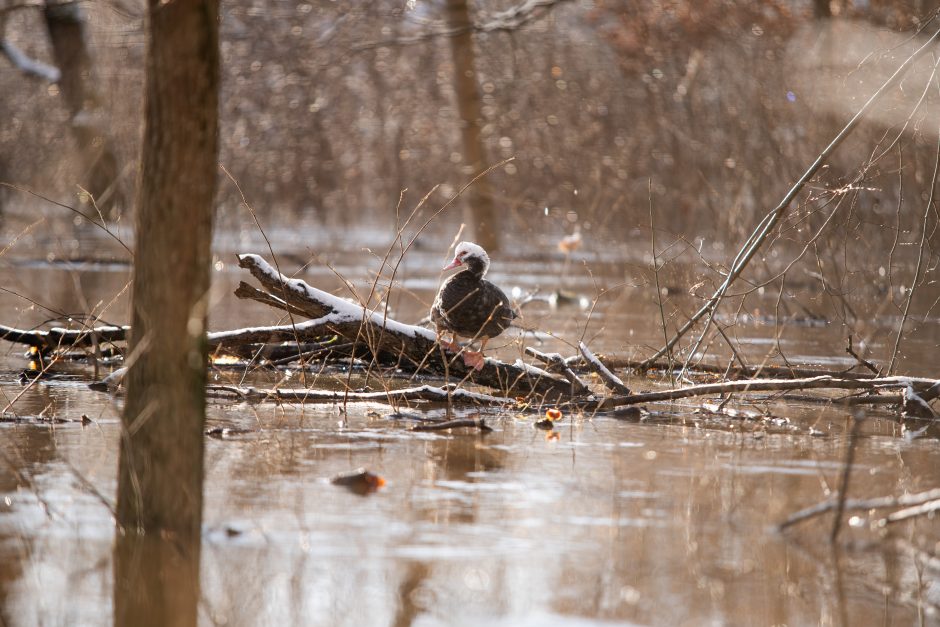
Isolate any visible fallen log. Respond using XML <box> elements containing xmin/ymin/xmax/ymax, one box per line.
<box><xmin>0</xmin><ymin>323</ymin><xmax>128</xmax><ymax>350</ymax></box>
<box><xmin>570</xmin><ymin>375</ymin><xmax>940</xmax><ymax>413</ymax></box>
<box><xmin>234</xmin><ymin>253</ymin><xmax>574</xmax><ymax>399</ymax></box>
<box><xmin>601</xmin><ymin>355</ymin><xmax>886</xmax><ymax>381</ymax></box>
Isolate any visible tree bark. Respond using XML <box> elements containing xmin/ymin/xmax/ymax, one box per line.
<box><xmin>113</xmin><ymin>0</ymin><xmax>219</xmax><ymax>625</ymax></box>
<box><xmin>447</xmin><ymin>0</ymin><xmax>499</xmax><ymax>251</ymax></box>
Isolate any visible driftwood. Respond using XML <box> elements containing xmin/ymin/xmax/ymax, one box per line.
<box><xmin>524</xmin><ymin>346</ymin><xmax>590</xmax><ymax>395</ymax></box>
<box><xmin>0</xmin><ymin>323</ymin><xmax>129</xmax><ymax>350</ymax></box>
<box><xmin>578</xmin><ymin>341</ymin><xmax>631</xmax><ymax>395</ymax></box>
<box><xmin>206</xmin><ymin>383</ymin><xmax>514</xmax><ymax>406</ymax></box>
<box><xmin>234</xmin><ymin>253</ymin><xmax>573</xmax><ymax>399</ymax></box>
<box><xmin>600</xmin><ymin>355</ymin><xmax>888</xmax><ymax>382</ymax></box>
<box><xmin>0</xmin><ymin>320</ymin><xmax>348</xmax><ymax>362</ymax></box>
<box><xmin>1</xmin><ymin>254</ymin><xmax>936</xmax><ymax>414</ymax></box>
<box><xmin>411</xmin><ymin>416</ymin><xmax>492</xmax><ymax>432</ymax></box>
<box><xmin>571</xmin><ymin>375</ymin><xmax>940</xmax><ymax>412</ymax></box>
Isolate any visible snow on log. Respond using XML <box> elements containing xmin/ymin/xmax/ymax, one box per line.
<box><xmin>579</xmin><ymin>341</ymin><xmax>631</xmax><ymax>395</ymax></box>
<box><xmin>0</xmin><ymin>323</ymin><xmax>129</xmax><ymax>350</ymax></box>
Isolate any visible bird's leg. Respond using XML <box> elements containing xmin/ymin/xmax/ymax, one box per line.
<box><xmin>461</xmin><ymin>337</ymin><xmax>488</xmax><ymax>371</ymax></box>
<box><xmin>437</xmin><ymin>329</ymin><xmax>460</xmax><ymax>353</ymax></box>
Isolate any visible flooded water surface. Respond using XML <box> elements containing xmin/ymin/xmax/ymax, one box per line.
<box><xmin>1</xmin><ymin>229</ymin><xmax>939</xmax><ymax>626</ymax></box>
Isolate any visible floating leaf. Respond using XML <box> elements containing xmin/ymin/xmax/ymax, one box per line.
<box><xmin>331</xmin><ymin>468</ymin><xmax>386</xmax><ymax>495</ymax></box>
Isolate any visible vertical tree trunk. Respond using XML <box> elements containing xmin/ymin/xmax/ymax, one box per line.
<box><xmin>113</xmin><ymin>0</ymin><xmax>219</xmax><ymax>624</ymax></box>
<box><xmin>812</xmin><ymin>0</ymin><xmax>832</xmax><ymax>18</ymax></box>
<box><xmin>43</xmin><ymin>1</ymin><xmax>125</xmax><ymax>218</ymax></box>
<box><xmin>447</xmin><ymin>0</ymin><xmax>499</xmax><ymax>251</ymax></box>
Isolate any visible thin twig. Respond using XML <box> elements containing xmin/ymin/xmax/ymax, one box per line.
<box><xmin>887</xmin><ymin>100</ymin><xmax>940</xmax><ymax>374</ymax></box>
<box><xmin>0</xmin><ymin>182</ymin><xmax>133</xmax><ymax>256</ymax></box>
<box><xmin>220</xmin><ymin>163</ymin><xmax>309</xmax><ymax>388</ymax></box>
<box><xmin>648</xmin><ymin>178</ymin><xmax>675</xmax><ymax>382</ymax></box>
<box><xmin>641</xmin><ymin>20</ymin><xmax>940</xmax><ymax>370</ymax></box>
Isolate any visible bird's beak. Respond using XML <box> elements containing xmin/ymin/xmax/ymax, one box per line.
<box><xmin>442</xmin><ymin>257</ymin><xmax>463</xmax><ymax>271</ymax></box>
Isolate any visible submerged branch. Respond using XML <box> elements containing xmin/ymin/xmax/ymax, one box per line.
<box><xmin>411</xmin><ymin>416</ymin><xmax>492</xmax><ymax>432</ymax></box>
<box><xmin>206</xmin><ymin>383</ymin><xmax>514</xmax><ymax>406</ymax></box>
<box><xmin>778</xmin><ymin>487</ymin><xmax>940</xmax><ymax>531</ymax></box>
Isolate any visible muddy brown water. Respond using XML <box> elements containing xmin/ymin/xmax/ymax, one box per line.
<box><xmin>1</xmin><ymin>226</ymin><xmax>939</xmax><ymax>626</ymax></box>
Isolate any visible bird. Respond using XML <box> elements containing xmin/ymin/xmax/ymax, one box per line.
<box><xmin>431</xmin><ymin>241</ymin><xmax>517</xmax><ymax>370</ymax></box>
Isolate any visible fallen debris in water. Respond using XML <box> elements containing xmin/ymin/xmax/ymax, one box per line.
<box><xmin>330</xmin><ymin>468</ymin><xmax>387</xmax><ymax>495</ymax></box>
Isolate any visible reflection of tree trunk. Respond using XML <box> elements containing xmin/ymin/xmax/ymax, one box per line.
<box><xmin>113</xmin><ymin>0</ymin><xmax>219</xmax><ymax>624</ymax></box>
<box><xmin>43</xmin><ymin>1</ymin><xmax>125</xmax><ymax>218</ymax></box>
<box><xmin>392</xmin><ymin>561</ymin><xmax>430</xmax><ymax>627</ymax></box>
<box><xmin>447</xmin><ymin>0</ymin><xmax>499</xmax><ymax>251</ymax></box>
<box><xmin>310</xmin><ymin>100</ymin><xmax>336</xmax><ymax>220</ymax></box>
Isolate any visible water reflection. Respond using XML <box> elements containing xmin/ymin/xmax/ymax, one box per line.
<box><xmin>113</xmin><ymin>530</ymin><xmax>201</xmax><ymax>627</ymax></box>
<box><xmin>0</xmin><ymin>240</ymin><xmax>938</xmax><ymax>625</ymax></box>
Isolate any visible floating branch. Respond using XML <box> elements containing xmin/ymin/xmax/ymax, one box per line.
<box><xmin>601</xmin><ymin>355</ymin><xmax>886</xmax><ymax>381</ymax></box>
<box><xmin>411</xmin><ymin>416</ymin><xmax>492</xmax><ymax>432</ymax></box>
<box><xmin>572</xmin><ymin>375</ymin><xmax>940</xmax><ymax>412</ymax></box>
<box><xmin>206</xmin><ymin>383</ymin><xmax>514</xmax><ymax>406</ymax></box>
<box><xmin>235</xmin><ymin>253</ymin><xmax>572</xmax><ymax>399</ymax></box>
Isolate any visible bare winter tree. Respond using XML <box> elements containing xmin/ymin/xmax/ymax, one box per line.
<box><xmin>42</xmin><ymin>0</ymin><xmax>125</xmax><ymax>217</ymax></box>
<box><xmin>447</xmin><ymin>0</ymin><xmax>499</xmax><ymax>250</ymax></box>
<box><xmin>112</xmin><ymin>0</ymin><xmax>219</xmax><ymax>624</ymax></box>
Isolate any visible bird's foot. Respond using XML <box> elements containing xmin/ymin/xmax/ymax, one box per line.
<box><xmin>438</xmin><ymin>338</ymin><xmax>461</xmax><ymax>353</ymax></box>
<box><xmin>461</xmin><ymin>350</ymin><xmax>486</xmax><ymax>371</ymax></box>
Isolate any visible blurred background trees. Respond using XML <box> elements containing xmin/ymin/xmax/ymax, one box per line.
<box><xmin>0</xmin><ymin>0</ymin><xmax>938</xmax><ymax>261</ymax></box>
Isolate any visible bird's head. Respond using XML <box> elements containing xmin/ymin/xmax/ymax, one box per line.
<box><xmin>443</xmin><ymin>241</ymin><xmax>490</xmax><ymax>276</ymax></box>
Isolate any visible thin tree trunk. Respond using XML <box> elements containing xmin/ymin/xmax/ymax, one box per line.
<box><xmin>447</xmin><ymin>0</ymin><xmax>499</xmax><ymax>250</ymax></box>
<box><xmin>43</xmin><ymin>1</ymin><xmax>125</xmax><ymax>218</ymax></box>
<box><xmin>113</xmin><ymin>0</ymin><xmax>219</xmax><ymax>624</ymax></box>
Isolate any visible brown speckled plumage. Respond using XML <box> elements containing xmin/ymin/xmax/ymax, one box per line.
<box><xmin>431</xmin><ymin>242</ymin><xmax>516</xmax><ymax>343</ymax></box>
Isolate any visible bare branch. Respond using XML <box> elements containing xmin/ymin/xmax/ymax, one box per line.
<box><xmin>578</xmin><ymin>341</ymin><xmax>631</xmax><ymax>395</ymax></box>
<box><xmin>641</xmin><ymin>22</ymin><xmax>940</xmax><ymax>370</ymax></box>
